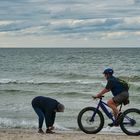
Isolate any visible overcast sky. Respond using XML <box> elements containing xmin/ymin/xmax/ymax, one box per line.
<box><xmin>0</xmin><ymin>0</ymin><xmax>140</xmax><ymax>48</ymax></box>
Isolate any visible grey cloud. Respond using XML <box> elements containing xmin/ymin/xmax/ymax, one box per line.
<box><xmin>0</xmin><ymin>0</ymin><xmax>140</xmax><ymax>40</ymax></box>
<box><xmin>32</xmin><ymin>18</ymin><xmax>139</xmax><ymax>37</ymax></box>
<box><xmin>134</xmin><ymin>0</ymin><xmax>140</xmax><ymax>4</ymax></box>
<box><xmin>0</xmin><ymin>0</ymin><xmax>50</xmax><ymax>20</ymax></box>
<box><xmin>0</xmin><ymin>20</ymin><xmax>50</xmax><ymax>32</ymax></box>
<box><xmin>47</xmin><ymin>0</ymin><xmax>93</xmax><ymax>4</ymax></box>
<box><xmin>1</xmin><ymin>17</ymin><xmax>139</xmax><ymax>39</ymax></box>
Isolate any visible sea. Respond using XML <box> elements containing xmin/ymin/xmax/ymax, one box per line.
<box><xmin>0</xmin><ymin>48</ymin><xmax>140</xmax><ymax>133</ymax></box>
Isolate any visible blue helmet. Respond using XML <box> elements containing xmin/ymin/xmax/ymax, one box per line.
<box><xmin>103</xmin><ymin>68</ymin><xmax>114</xmax><ymax>75</ymax></box>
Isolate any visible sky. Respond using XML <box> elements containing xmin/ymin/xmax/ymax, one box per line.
<box><xmin>0</xmin><ymin>0</ymin><xmax>140</xmax><ymax>48</ymax></box>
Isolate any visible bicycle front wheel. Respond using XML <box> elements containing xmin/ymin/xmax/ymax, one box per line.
<box><xmin>77</xmin><ymin>107</ymin><xmax>104</xmax><ymax>134</ymax></box>
<box><xmin>120</xmin><ymin>108</ymin><xmax>140</xmax><ymax>136</ymax></box>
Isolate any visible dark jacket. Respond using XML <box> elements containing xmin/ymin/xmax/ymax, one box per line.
<box><xmin>32</xmin><ymin>96</ymin><xmax>59</xmax><ymax>127</ymax></box>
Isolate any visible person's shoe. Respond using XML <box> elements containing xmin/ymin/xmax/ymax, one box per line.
<box><xmin>108</xmin><ymin>112</ymin><xmax>123</xmax><ymax>127</ymax></box>
<box><xmin>108</xmin><ymin>122</ymin><xmax>119</xmax><ymax>127</ymax></box>
<box><xmin>46</xmin><ymin>129</ymin><xmax>55</xmax><ymax>134</ymax></box>
<box><xmin>38</xmin><ymin>128</ymin><xmax>44</xmax><ymax>134</ymax></box>
<box><xmin>108</xmin><ymin>123</ymin><xmax>114</xmax><ymax>127</ymax></box>
<box><xmin>108</xmin><ymin>123</ymin><xmax>113</xmax><ymax>127</ymax></box>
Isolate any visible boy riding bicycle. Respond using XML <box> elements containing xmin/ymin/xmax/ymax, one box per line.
<box><xmin>94</xmin><ymin>68</ymin><xmax>129</xmax><ymax>126</ymax></box>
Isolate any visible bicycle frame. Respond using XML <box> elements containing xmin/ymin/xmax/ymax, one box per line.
<box><xmin>90</xmin><ymin>98</ymin><xmax>116</xmax><ymax>123</ymax></box>
<box><xmin>90</xmin><ymin>97</ymin><xmax>135</xmax><ymax>126</ymax></box>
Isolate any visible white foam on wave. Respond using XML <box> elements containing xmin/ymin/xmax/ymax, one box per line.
<box><xmin>0</xmin><ymin>78</ymin><xmax>17</xmax><ymax>84</ymax></box>
<box><xmin>0</xmin><ymin>78</ymin><xmax>75</xmax><ymax>85</ymax></box>
<box><xmin>0</xmin><ymin>78</ymin><xmax>102</xmax><ymax>85</ymax></box>
<box><xmin>101</xmin><ymin>126</ymin><xmax>123</xmax><ymax>133</ymax></box>
<box><xmin>54</xmin><ymin>123</ymin><xmax>72</xmax><ymax>131</ymax></box>
<box><xmin>0</xmin><ymin>117</ymin><xmax>37</xmax><ymax>128</ymax></box>
<box><xmin>0</xmin><ymin>117</ymin><xmax>72</xmax><ymax>131</ymax></box>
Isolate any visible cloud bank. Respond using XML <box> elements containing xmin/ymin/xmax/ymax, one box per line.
<box><xmin>0</xmin><ymin>0</ymin><xmax>140</xmax><ymax>47</ymax></box>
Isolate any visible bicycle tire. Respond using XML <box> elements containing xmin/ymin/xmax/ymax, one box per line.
<box><xmin>120</xmin><ymin>108</ymin><xmax>140</xmax><ymax>136</ymax></box>
<box><xmin>77</xmin><ymin>107</ymin><xmax>104</xmax><ymax>134</ymax></box>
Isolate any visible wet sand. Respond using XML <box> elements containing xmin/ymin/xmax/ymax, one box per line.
<box><xmin>0</xmin><ymin>129</ymin><xmax>139</xmax><ymax>140</ymax></box>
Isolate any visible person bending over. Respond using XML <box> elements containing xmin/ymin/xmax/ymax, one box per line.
<box><xmin>32</xmin><ymin>96</ymin><xmax>65</xmax><ymax>133</ymax></box>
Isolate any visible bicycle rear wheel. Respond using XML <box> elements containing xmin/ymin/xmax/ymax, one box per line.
<box><xmin>77</xmin><ymin>107</ymin><xmax>104</xmax><ymax>134</ymax></box>
<box><xmin>120</xmin><ymin>108</ymin><xmax>140</xmax><ymax>136</ymax></box>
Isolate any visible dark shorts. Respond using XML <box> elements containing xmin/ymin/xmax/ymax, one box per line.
<box><xmin>112</xmin><ymin>91</ymin><xmax>129</xmax><ymax>105</ymax></box>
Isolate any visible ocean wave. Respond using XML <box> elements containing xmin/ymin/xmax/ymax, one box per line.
<box><xmin>59</xmin><ymin>73</ymin><xmax>102</xmax><ymax>80</ymax></box>
<box><xmin>0</xmin><ymin>89</ymin><xmax>24</xmax><ymax>94</ymax></box>
<box><xmin>0</xmin><ymin>79</ymin><xmax>17</xmax><ymax>84</ymax></box>
<box><xmin>0</xmin><ymin>89</ymin><xmax>36</xmax><ymax>95</ymax></box>
<box><xmin>0</xmin><ymin>117</ymin><xmax>125</xmax><ymax>133</ymax></box>
<box><xmin>0</xmin><ymin>117</ymin><xmax>72</xmax><ymax>130</ymax></box>
<box><xmin>101</xmin><ymin>126</ymin><xmax>122</xmax><ymax>133</ymax></box>
<box><xmin>129</xmin><ymin>83</ymin><xmax>140</xmax><ymax>92</ymax></box>
<box><xmin>119</xmin><ymin>76</ymin><xmax>140</xmax><ymax>82</ymax></box>
<box><xmin>0</xmin><ymin>78</ymin><xmax>102</xmax><ymax>85</ymax></box>
<box><xmin>0</xmin><ymin>117</ymin><xmax>37</xmax><ymax>129</ymax></box>
<box><xmin>48</xmin><ymin>91</ymin><xmax>90</xmax><ymax>97</ymax></box>
<box><xmin>0</xmin><ymin>78</ymin><xmax>69</xmax><ymax>85</ymax></box>
<box><xmin>0</xmin><ymin>77</ymin><xmax>140</xmax><ymax>92</ymax></box>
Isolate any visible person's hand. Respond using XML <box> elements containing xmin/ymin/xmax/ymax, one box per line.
<box><xmin>96</xmin><ymin>94</ymin><xmax>101</xmax><ymax>98</ymax></box>
<box><xmin>92</xmin><ymin>96</ymin><xmax>97</xmax><ymax>99</ymax></box>
<box><xmin>92</xmin><ymin>94</ymin><xmax>104</xmax><ymax>99</ymax></box>
<box><xmin>92</xmin><ymin>93</ymin><xmax>100</xmax><ymax>99</ymax></box>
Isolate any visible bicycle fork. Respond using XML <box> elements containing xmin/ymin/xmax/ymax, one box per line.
<box><xmin>89</xmin><ymin>104</ymin><xmax>100</xmax><ymax>122</ymax></box>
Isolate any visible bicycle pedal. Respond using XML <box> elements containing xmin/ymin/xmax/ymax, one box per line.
<box><xmin>108</xmin><ymin>123</ymin><xmax>114</xmax><ymax>127</ymax></box>
<box><xmin>108</xmin><ymin>122</ymin><xmax>120</xmax><ymax>127</ymax></box>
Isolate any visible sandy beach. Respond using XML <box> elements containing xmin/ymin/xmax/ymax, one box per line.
<box><xmin>0</xmin><ymin>129</ymin><xmax>139</xmax><ymax>140</ymax></box>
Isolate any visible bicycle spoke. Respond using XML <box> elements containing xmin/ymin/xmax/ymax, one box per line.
<box><xmin>81</xmin><ymin>110</ymin><xmax>100</xmax><ymax>131</ymax></box>
<box><xmin>78</xmin><ymin>107</ymin><xmax>104</xmax><ymax>134</ymax></box>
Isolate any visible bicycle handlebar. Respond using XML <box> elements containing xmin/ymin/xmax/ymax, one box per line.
<box><xmin>92</xmin><ymin>96</ymin><xmax>104</xmax><ymax>99</ymax></box>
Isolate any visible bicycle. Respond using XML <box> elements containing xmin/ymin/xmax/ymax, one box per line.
<box><xmin>77</xmin><ymin>96</ymin><xmax>140</xmax><ymax>136</ymax></box>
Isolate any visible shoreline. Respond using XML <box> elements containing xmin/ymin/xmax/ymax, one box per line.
<box><xmin>0</xmin><ymin>128</ymin><xmax>139</xmax><ymax>140</ymax></box>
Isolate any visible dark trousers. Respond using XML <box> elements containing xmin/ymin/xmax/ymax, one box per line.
<box><xmin>33</xmin><ymin>107</ymin><xmax>46</xmax><ymax>129</ymax></box>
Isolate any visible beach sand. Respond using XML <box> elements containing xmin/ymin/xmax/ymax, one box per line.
<box><xmin>0</xmin><ymin>129</ymin><xmax>139</xmax><ymax>140</ymax></box>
